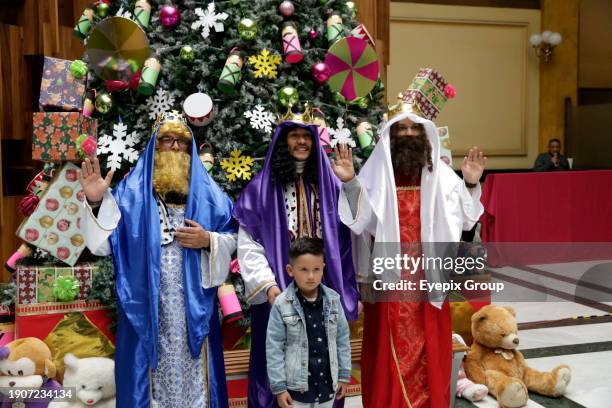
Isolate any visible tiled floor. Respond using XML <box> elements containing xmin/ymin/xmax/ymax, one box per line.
<box><xmin>343</xmin><ymin>261</ymin><xmax>612</xmax><ymax>408</ymax></box>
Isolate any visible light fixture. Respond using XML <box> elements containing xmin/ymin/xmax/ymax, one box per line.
<box><xmin>529</xmin><ymin>31</ymin><xmax>562</xmax><ymax>63</ymax></box>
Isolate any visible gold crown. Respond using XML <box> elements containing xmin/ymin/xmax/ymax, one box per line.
<box><xmin>278</xmin><ymin>102</ymin><xmax>314</xmax><ymax>125</ymax></box>
<box><xmin>387</xmin><ymin>93</ymin><xmax>423</xmax><ymax>121</ymax></box>
<box><xmin>153</xmin><ymin>110</ymin><xmax>189</xmax><ymax>130</ymax></box>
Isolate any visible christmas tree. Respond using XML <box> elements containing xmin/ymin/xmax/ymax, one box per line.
<box><xmin>81</xmin><ymin>0</ymin><xmax>384</xmax><ymax>197</ymax></box>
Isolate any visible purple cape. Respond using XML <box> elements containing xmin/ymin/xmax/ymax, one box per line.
<box><xmin>233</xmin><ymin>121</ymin><xmax>358</xmax><ymax>319</ymax></box>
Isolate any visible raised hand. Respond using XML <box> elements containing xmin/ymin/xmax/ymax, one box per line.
<box><xmin>176</xmin><ymin>219</ymin><xmax>211</xmax><ymax>249</ymax></box>
<box><xmin>78</xmin><ymin>156</ymin><xmax>114</xmax><ymax>204</ymax></box>
<box><xmin>461</xmin><ymin>147</ymin><xmax>487</xmax><ymax>185</ymax></box>
<box><xmin>331</xmin><ymin>143</ymin><xmax>356</xmax><ymax>182</ymax></box>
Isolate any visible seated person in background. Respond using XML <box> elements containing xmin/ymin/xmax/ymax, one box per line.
<box><xmin>534</xmin><ymin>138</ymin><xmax>570</xmax><ymax>171</ymax></box>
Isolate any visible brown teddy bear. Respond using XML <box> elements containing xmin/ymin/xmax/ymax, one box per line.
<box><xmin>464</xmin><ymin>305</ymin><xmax>571</xmax><ymax>408</ymax></box>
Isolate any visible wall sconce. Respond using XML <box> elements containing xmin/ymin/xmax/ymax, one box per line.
<box><xmin>529</xmin><ymin>31</ymin><xmax>562</xmax><ymax>63</ymax></box>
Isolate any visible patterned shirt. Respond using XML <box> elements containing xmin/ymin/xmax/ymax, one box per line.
<box><xmin>289</xmin><ymin>287</ymin><xmax>334</xmax><ymax>403</ymax></box>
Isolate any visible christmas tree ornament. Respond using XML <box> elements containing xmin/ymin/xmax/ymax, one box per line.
<box><xmin>192</xmin><ymin>3</ymin><xmax>229</xmax><ymax>39</ymax></box>
<box><xmin>351</xmin><ymin>23</ymin><xmax>376</xmax><ymax>47</ymax></box>
<box><xmin>325</xmin><ymin>36</ymin><xmax>379</xmax><ymax>100</ymax></box>
<box><xmin>137</xmin><ymin>57</ymin><xmax>161</xmax><ymax>96</ymax></box>
<box><xmin>98</xmin><ymin>121</ymin><xmax>141</xmax><ymax>171</ymax></box>
<box><xmin>312</xmin><ymin>109</ymin><xmax>332</xmax><ymax>151</ymax></box>
<box><xmin>221</xmin><ymin>150</ymin><xmax>255</xmax><ymax>182</ymax></box>
<box><xmin>249</xmin><ymin>49</ymin><xmax>282</xmax><ymax>79</ymax></box>
<box><xmin>356</xmin><ymin>121</ymin><xmax>375</xmax><ymax>150</ymax></box>
<box><xmin>357</xmin><ymin>97</ymin><xmax>369</xmax><ymax>109</ymax></box>
<box><xmin>244</xmin><ymin>104</ymin><xmax>276</xmax><ymax>133</ymax></box>
<box><xmin>76</xmin><ymin>134</ymin><xmax>98</xmax><ymax>158</ymax></box>
<box><xmin>326</xmin><ymin>13</ymin><xmax>343</xmax><ymax>44</ymax></box>
<box><xmin>95</xmin><ymin>92</ymin><xmax>113</xmax><ymax>114</ymax></box>
<box><xmin>345</xmin><ymin>1</ymin><xmax>358</xmax><ymax>18</ymax></box>
<box><xmin>160</xmin><ymin>5</ymin><xmax>180</xmax><ymax>28</ymax></box>
<box><xmin>179</xmin><ymin>45</ymin><xmax>196</xmax><ymax>63</ymax></box>
<box><xmin>329</xmin><ymin>117</ymin><xmax>356</xmax><ymax>147</ymax></box>
<box><xmin>278</xmin><ymin>86</ymin><xmax>299</xmax><ymax>107</ymax></box>
<box><xmin>218</xmin><ymin>283</ymin><xmax>243</xmax><ymax>323</ymax></box>
<box><xmin>308</xmin><ymin>28</ymin><xmax>318</xmax><ymax>40</ymax></box>
<box><xmin>147</xmin><ymin>88</ymin><xmax>175</xmax><ymax>120</ymax></box>
<box><xmin>69</xmin><ymin>60</ymin><xmax>88</xmax><ymax>79</ymax></box>
<box><xmin>183</xmin><ymin>93</ymin><xmax>215</xmax><ymax>127</ymax></box>
<box><xmin>198</xmin><ymin>143</ymin><xmax>215</xmax><ymax>172</ymax></box>
<box><xmin>238</xmin><ymin>18</ymin><xmax>258</xmax><ymax>41</ymax></box>
<box><xmin>278</xmin><ymin>1</ymin><xmax>295</xmax><ymax>17</ymax></box>
<box><xmin>87</xmin><ymin>17</ymin><xmax>149</xmax><ymax>80</ymax></box>
<box><xmin>311</xmin><ymin>62</ymin><xmax>331</xmax><ymax>85</ymax></box>
<box><xmin>134</xmin><ymin>0</ymin><xmax>152</xmax><ymax>29</ymax></box>
<box><xmin>281</xmin><ymin>22</ymin><xmax>303</xmax><ymax>64</ymax></box>
<box><xmin>96</xmin><ymin>2</ymin><xmax>110</xmax><ymax>18</ymax></box>
<box><xmin>83</xmin><ymin>91</ymin><xmax>95</xmax><ymax>117</ymax></box>
<box><xmin>218</xmin><ymin>48</ymin><xmax>244</xmax><ymax>94</ymax></box>
<box><xmin>73</xmin><ymin>8</ymin><xmax>94</xmax><ymax>39</ymax></box>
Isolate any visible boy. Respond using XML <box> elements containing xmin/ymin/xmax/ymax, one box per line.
<box><xmin>266</xmin><ymin>238</ymin><xmax>351</xmax><ymax>408</ymax></box>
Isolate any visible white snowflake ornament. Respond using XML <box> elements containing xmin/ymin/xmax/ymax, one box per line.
<box><xmin>116</xmin><ymin>6</ymin><xmax>132</xmax><ymax>19</ymax></box>
<box><xmin>244</xmin><ymin>105</ymin><xmax>276</xmax><ymax>133</ymax></box>
<box><xmin>329</xmin><ymin>117</ymin><xmax>356</xmax><ymax>147</ymax></box>
<box><xmin>192</xmin><ymin>2</ymin><xmax>229</xmax><ymax>39</ymax></box>
<box><xmin>97</xmin><ymin>122</ymin><xmax>141</xmax><ymax>171</ymax></box>
<box><xmin>147</xmin><ymin>88</ymin><xmax>175</xmax><ymax>120</ymax></box>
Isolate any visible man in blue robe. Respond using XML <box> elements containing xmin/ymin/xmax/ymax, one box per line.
<box><xmin>80</xmin><ymin>112</ymin><xmax>236</xmax><ymax>407</ymax></box>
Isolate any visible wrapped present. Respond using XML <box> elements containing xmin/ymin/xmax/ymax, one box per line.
<box><xmin>401</xmin><ymin>68</ymin><xmax>451</xmax><ymax>121</ymax></box>
<box><xmin>17</xmin><ymin>163</ymin><xmax>87</xmax><ymax>266</ymax></box>
<box><xmin>16</xmin><ymin>263</ymin><xmax>98</xmax><ymax>304</ymax></box>
<box><xmin>39</xmin><ymin>57</ymin><xmax>86</xmax><ymax>111</ymax></box>
<box><xmin>32</xmin><ymin>112</ymin><xmax>97</xmax><ymax>162</ymax></box>
<box><xmin>15</xmin><ymin>300</ymin><xmax>115</xmax><ymax>381</ymax></box>
<box><xmin>437</xmin><ymin>126</ymin><xmax>453</xmax><ymax>166</ymax></box>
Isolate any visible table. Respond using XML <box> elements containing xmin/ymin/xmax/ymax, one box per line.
<box><xmin>480</xmin><ymin>170</ymin><xmax>612</xmax><ymax>265</ymax></box>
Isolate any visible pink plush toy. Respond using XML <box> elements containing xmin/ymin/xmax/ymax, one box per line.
<box><xmin>454</xmin><ymin>334</ymin><xmax>488</xmax><ymax>402</ymax></box>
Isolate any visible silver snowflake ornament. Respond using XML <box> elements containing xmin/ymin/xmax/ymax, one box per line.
<box><xmin>147</xmin><ymin>88</ymin><xmax>175</xmax><ymax>121</ymax></box>
<box><xmin>244</xmin><ymin>105</ymin><xmax>276</xmax><ymax>133</ymax></box>
<box><xmin>192</xmin><ymin>2</ymin><xmax>229</xmax><ymax>39</ymax></box>
<box><xmin>98</xmin><ymin>122</ymin><xmax>141</xmax><ymax>171</ymax></box>
<box><xmin>329</xmin><ymin>117</ymin><xmax>356</xmax><ymax>147</ymax></box>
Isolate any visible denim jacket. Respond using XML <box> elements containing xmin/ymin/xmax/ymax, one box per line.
<box><xmin>266</xmin><ymin>282</ymin><xmax>351</xmax><ymax>395</ymax></box>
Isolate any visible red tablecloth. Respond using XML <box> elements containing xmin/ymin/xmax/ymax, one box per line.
<box><xmin>480</xmin><ymin>170</ymin><xmax>612</xmax><ymax>264</ymax></box>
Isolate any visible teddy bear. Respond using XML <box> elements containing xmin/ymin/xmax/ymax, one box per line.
<box><xmin>464</xmin><ymin>305</ymin><xmax>571</xmax><ymax>408</ymax></box>
<box><xmin>0</xmin><ymin>337</ymin><xmax>62</xmax><ymax>408</ymax></box>
<box><xmin>48</xmin><ymin>354</ymin><xmax>115</xmax><ymax>408</ymax></box>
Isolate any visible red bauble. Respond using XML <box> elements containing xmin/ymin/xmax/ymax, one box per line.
<box><xmin>311</xmin><ymin>62</ymin><xmax>331</xmax><ymax>85</ymax></box>
<box><xmin>160</xmin><ymin>5</ymin><xmax>180</xmax><ymax>28</ymax></box>
<box><xmin>278</xmin><ymin>1</ymin><xmax>295</xmax><ymax>17</ymax></box>
<box><xmin>308</xmin><ymin>29</ymin><xmax>318</xmax><ymax>40</ymax></box>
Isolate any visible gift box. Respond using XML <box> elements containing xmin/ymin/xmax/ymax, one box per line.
<box><xmin>402</xmin><ymin>68</ymin><xmax>449</xmax><ymax>121</ymax></box>
<box><xmin>39</xmin><ymin>57</ymin><xmax>86</xmax><ymax>111</ymax></box>
<box><xmin>15</xmin><ymin>300</ymin><xmax>115</xmax><ymax>381</ymax></box>
<box><xmin>16</xmin><ymin>263</ymin><xmax>98</xmax><ymax>304</ymax></box>
<box><xmin>17</xmin><ymin>163</ymin><xmax>87</xmax><ymax>266</ymax></box>
<box><xmin>32</xmin><ymin>112</ymin><xmax>97</xmax><ymax>162</ymax></box>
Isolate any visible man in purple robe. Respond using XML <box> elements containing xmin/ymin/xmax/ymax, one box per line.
<box><xmin>233</xmin><ymin>120</ymin><xmax>363</xmax><ymax>408</ymax></box>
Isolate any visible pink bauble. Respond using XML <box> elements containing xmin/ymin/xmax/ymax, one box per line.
<box><xmin>311</xmin><ymin>62</ymin><xmax>331</xmax><ymax>85</ymax></box>
<box><xmin>160</xmin><ymin>5</ymin><xmax>180</xmax><ymax>28</ymax></box>
<box><xmin>308</xmin><ymin>28</ymin><xmax>318</xmax><ymax>40</ymax></box>
<box><xmin>278</xmin><ymin>1</ymin><xmax>295</xmax><ymax>17</ymax></box>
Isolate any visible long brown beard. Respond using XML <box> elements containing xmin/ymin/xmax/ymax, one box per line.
<box><xmin>153</xmin><ymin>151</ymin><xmax>191</xmax><ymax>198</ymax></box>
<box><xmin>390</xmin><ymin>132</ymin><xmax>433</xmax><ymax>179</ymax></box>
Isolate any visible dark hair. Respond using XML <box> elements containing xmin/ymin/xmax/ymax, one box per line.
<box><xmin>271</xmin><ymin>125</ymin><xmax>319</xmax><ymax>185</ymax></box>
<box><xmin>289</xmin><ymin>237</ymin><xmax>324</xmax><ymax>263</ymax></box>
<box><xmin>548</xmin><ymin>138</ymin><xmax>561</xmax><ymax>146</ymax></box>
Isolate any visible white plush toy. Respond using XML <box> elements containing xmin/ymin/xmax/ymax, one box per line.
<box><xmin>48</xmin><ymin>354</ymin><xmax>115</xmax><ymax>408</ymax></box>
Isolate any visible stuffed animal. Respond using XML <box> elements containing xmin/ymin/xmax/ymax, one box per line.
<box><xmin>0</xmin><ymin>337</ymin><xmax>62</xmax><ymax>408</ymax></box>
<box><xmin>464</xmin><ymin>305</ymin><xmax>571</xmax><ymax>408</ymax></box>
<box><xmin>48</xmin><ymin>354</ymin><xmax>115</xmax><ymax>408</ymax></box>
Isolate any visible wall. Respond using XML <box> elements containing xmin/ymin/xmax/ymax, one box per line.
<box><xmin>578</xmin><ymin>0</ymin><xmax>612</xmax><ymax>89</ymax></box>
<box><xmin>389</xmin><ymin>2</ymin><xmax>541</xmax><ymax>169</ymax></box>
<box><xmin>539</xmin><ymin>0</ymin><xmax>578</xmax><ymax>152</ymax></box>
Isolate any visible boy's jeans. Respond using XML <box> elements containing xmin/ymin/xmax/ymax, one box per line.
<box><xmin>292</xmin><ymin>400</ymin><xmax>335</xmax><ymax>408</ymax></box>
